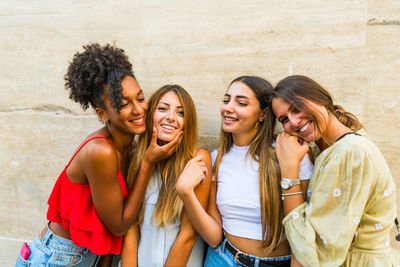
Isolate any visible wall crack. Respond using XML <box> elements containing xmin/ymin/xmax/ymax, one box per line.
<box><xmin>368</xmin><ymin>18</ymin><xmax>400</xmax><ymax>26</ymax></box>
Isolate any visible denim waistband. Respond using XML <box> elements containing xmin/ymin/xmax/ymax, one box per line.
<box><xmin>36</xmin><ymin>223</ymin><xmax>88</xmax><ymax>256</ymax></box>
<box><xmin>221</xmin><ymin>235</ymin><xmax>291</xmax><ymax>263</ymax></box>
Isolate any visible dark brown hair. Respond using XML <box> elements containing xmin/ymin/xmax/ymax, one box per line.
<box><xmin>273</xmin><ymin>75</ymin><xmax>363</xmax><ymax>142</ymax></box>
<box><xmin>214</xmin><ymin>76</ymin><xmax>284</xmax><ymax>251</ymax></box>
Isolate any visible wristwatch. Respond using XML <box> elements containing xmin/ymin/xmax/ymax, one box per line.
<box><xmin>280</xmin><ymin>178</ymin><xmax>300</xmax><ymax>190</ymax></box>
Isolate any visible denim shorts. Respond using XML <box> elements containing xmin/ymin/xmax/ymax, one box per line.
<box><xmin>15</xmin><ymin>224</ymin><xmax>100</xmax><ymax>266</ymax></box>
<box><xmin>204</xmin><ymin>236</ymin><xmax>291</xmax><ymax>267</ymax></box>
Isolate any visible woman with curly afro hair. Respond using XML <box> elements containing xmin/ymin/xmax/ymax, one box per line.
<box><xmin>15</xmin><ymin>43</ymin><xmax>182</xmax><ymax>267</ymax></box>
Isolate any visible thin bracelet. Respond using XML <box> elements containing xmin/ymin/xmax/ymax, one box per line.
<box><xmin>281</xmin><ymin>191</ymin><xmax>303</xmax><ymax>200</ymax></box>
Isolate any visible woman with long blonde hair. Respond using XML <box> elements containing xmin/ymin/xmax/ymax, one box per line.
<box><xmin>176</xmin><ymin>76</ymin><xmax>313</xmax><ymax>266</ymax></box>
<box><xmin>121</xmin><ymin>85</ymin><xmax>212</xmax><ymax>267</ymax></box>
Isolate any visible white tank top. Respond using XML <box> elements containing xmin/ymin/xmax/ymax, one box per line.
<box><xmin>137</xmin><ymin>170</ymin><xmax>205</xmax><ymax>267</ymax></box>
<box><xmin>212</xmin><ymin>143</ymin><xmax>313</xmax><ymax>240</ymax></box>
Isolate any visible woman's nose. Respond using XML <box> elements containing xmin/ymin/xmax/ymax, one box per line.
<box><xmin>132</xmin><ymin>102</ymin><xmax>144</xmax><ymax>115</ymax></box>
<box><xmin>222</xmin><ymin>100</ymin><xmax>234</xmax><ymax>113</ymax></box>
<box><xmin>166</xmin><ymin>110</ymin><xmax>175</xmax><ymax>121</ymax></box>
<box><xmin>288</xmin><ymin>113</ymin><xmax>301</xmax><ymax>128</ymax></box>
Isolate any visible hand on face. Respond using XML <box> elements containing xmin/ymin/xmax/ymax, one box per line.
<box><xmin>144</xmin><ymin>127</ymin><xmax>183</xmax><ymax>165</ymax></box>
<box><xmin>176</xmin><ymin>155</ymin><xmax>208</xmax><ymax>196</ymax></box>
<box><xmin>275</xmin><ymin>132</ymin><xmax>309</xmax><ymax>170</ymax></box>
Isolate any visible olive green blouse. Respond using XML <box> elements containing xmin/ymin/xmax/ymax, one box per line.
<box><xmin>283</xmin><ymin>134</ymin><xmax>399</xmax><ymax>266</ymax></box>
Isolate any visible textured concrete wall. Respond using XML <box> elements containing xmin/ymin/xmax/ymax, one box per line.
<box><xmin>1</xmin><ymin>0</ymin><xmax>399</xmax><ymax>265</ymax></box>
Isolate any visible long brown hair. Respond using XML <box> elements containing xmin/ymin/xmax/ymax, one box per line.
<box><xmin>213</xmin><ymin>76</ymin><xmax>284</xmax><ymax>252</ymax></box>
<box><xmin>273</xmin><ymin>75</ymin><xmax>363</xmax><ymax>144</ymax></box>
<box><xmin>127</xmin><ymin>85</ymin><xmax>198</xmax><ymax>227</ymax></box>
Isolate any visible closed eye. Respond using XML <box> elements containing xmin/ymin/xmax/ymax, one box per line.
<box><xmin>279</xmin><ymin>116</ymin><xmax>289</xmax><ymax>124</ymax></box>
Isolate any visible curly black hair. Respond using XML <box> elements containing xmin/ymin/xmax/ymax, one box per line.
<box><xmin>64</xmin><ymin>43</ymin><xmax>135</xmax><ymax>113</ymax></box>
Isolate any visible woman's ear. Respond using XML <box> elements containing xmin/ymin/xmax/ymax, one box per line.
<box><xmin>95</xmin><ymin>107</ymin><xmax>109</xmax><ymax>124</ymax></box>
<box><xmin>258</xmin><ymin>109</ymin><xmax>266</xmax><ymax>122</ymax></box>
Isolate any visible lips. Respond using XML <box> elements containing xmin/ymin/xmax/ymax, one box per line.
<box><xmin>129</xmin><ymin>116</ymin><xmax>145</xmax><ymax>126</ymax></box>
<box><xmin>298</xmin><ymin>121</ymin><xmax>311</xmax><ymax>133</ymax></box>
<box><xmin>296</xmin><ymin>121</ymin><xmax>313</xmax><ymax>140</ymax></box>
<box><xmin>161</xmin><ymin>124</ymin><xmax>177</xmax><ymax>130</ymax></box>
<box><xmin>223</xmin><ymin>115</ymin><xmax>238</xmax><ymax>124</ymax></box>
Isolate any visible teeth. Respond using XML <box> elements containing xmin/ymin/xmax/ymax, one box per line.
<box><xmin>133</xmin><ymin>118</ymin><xmax>143</xmax><ymax>123</ymax></box>
<box><xmin>162</xmin><ymin>125</ymin><xmax>175</xmax><ymax>130</ymax></box>
<box><xmin>299</xmin><ymin>122</ymin><xmax>310</xmax><ymax>133</ymax></box>
<box><xmin>225</xmin><ymin>117</ymin><xmax>236</xmax><ymax>121</ymax></box>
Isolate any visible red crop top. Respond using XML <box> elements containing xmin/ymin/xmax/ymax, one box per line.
<box><xmin>47</xmin><ymin>137</ymin><xmax>128</xmax><ymax>255</ymax></box>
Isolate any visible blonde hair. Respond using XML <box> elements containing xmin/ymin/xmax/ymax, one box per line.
<box><xmin>214</xmin><ymin>76</ymin><xmax>285</xmax><ymax>252</ymax></box>
<box><xmin>127</xmin><ymin>85</ymin><xmax>198</xmax><ymax>227</ymax></box>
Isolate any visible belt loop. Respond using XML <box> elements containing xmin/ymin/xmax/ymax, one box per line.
<box><xmin>254</xmin><ymin>257</ymin><xmax>259</xmax><ymax>267</ymax></box>
<box><xmin>221</xmin><ymin>234</ymin><xmax>228</xmax><ymax>252</ymax></box>
<box><xmin>92</xmin><ymin>255</ymin><xmax>101</xmax><ymax>267</ymax></box>
<box><xmin>40</xmin><ymin>223</ymin><xmax>52</xmax><ymax>246</ymax></box>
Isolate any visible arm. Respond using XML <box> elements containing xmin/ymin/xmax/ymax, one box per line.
<box><xmin>276</xmin><ymin>134</ymin><xmax>309</xmax><ymax>266</ymax></box>
<box><xmin>84</xmin><ymin>129</ymin><xmax>183</xmax><ymax>236</ymax></box>
<box><xmin>290</xmin><ymin>253</ymin><xmax>303</xmax><ymax>267</ymax></box>
<box><xmin>99</xmin><ymin>254</ymin><xmax>113</xmax><ymax>267</ymax></box>
<box><xmin>280</xmin><ymin>137</ymin><xmax>376</xmax><ymax>266</ymax></box>
<box><xmin>275</xmin><ymin>133</ymin><xmax>309</xmax><ymax>215</ymax></box>
<box><xmin>165</xmin><ymin>149</ymin><xmax>213</xmax><ymax>267</ymax></box>
<box><xmin>300</xmin><ymin>180</ymin><xmax>309</xmax><ymax>200</ymax></box>
<box><xmin>120</xmin><ymin>223</ymin><xmax>140</xmax><ymax>267</ymax></box>
<box><xmin>176</xmin><ymin>151</ymin><xmax>223</xmax><ymax>247</ymax></box>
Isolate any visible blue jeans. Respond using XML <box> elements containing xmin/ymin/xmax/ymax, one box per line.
<box><xmin>15</xmin><ymin>224</ymin><xmax>100</xmax><ymax>266</ymax></box>
<box><xmin>204</xmin><ymin>236</ymin><xmax>291</xmax><ymax>267</ymax></box>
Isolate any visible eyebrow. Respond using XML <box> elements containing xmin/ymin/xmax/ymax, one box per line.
<box><xmin>224</xmin><ymin>93</ymin><xmax>249</xmax><ymax>100</ymax></box>
<box><xmin>158</xmin><ymin>102</ymin><xmax>183</xmax><ymax>108</ymax></box>
<box><xmin>122</xmin><ymin>90</ymin><xmax>143</xmax><ymax>100</ymax></box>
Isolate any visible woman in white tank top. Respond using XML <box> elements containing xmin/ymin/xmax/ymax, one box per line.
<box><xmin>120</xmin><ymin>85</ymin><xmax>212</xmax><ymax>267</ymax></box>
<box><xmin>176</xmin><ymin>76</ymin><xmax>313</xmax><ymax>267</ymax></box>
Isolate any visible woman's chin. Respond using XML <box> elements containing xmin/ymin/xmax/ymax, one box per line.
<box><xmin>157</xmin><ymin>135</ymin><xmax>174</xmax><ymax>144</ymax></box>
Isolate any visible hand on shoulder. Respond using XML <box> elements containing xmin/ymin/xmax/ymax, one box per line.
<box><xmin>176</xmin><ymin>149</ymin><xmax>211</xmax><ymax>196</ymax></box>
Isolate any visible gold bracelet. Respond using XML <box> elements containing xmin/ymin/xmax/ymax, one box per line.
<box><xmin>281</xmin><ymin>191</ymin><xmax>303</xmax><ymax>200</ymax></box>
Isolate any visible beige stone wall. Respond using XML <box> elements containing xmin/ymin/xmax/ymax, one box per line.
<box><xmin>1</xmin><ymin>0</ymin><xmax>399</xmax><ymax>265</ymax></box>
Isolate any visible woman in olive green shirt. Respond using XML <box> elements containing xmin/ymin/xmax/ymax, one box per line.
<box><xmin>271</xmin><ymin>75</ymin><xmax>399</xmax><ymax>266</ymax></box>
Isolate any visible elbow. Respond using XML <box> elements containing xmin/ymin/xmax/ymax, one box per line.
<box><xmin>111</xmin><ymin>230</ymin><xmax>126</xmax><ymax>237</ymax></box>
<box><xmin>109</xmin><ymin>226</ymin><xmax>130</xmax><ymax>237</ymax></box>
<box><xmin>206</xmin><ymin>229</ymin><xmax>223</xmax><ymax>248</ymax></box>
<box><xmin>178</xmin><ymin>230</ymin><xmax>198</xmax><ymax>249</ymax></box>
<box><xmin>208</xmin><ymin>241</ymin><xmax>219</xmax><ymax>248</ymax></box>
<box><xmin>184</xmin><ymin>232</ymin><xmax>198</xmax><ymax>247</ymax></box>
<box><xmin>208</xmin><ymin>237</ymin><xmax>222</xmax><ymax>248</ymax></box>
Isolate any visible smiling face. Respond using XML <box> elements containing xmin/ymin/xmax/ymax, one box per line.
<box><xmin>220</xmin><ymin>81</ymin><xmax>265</xmax><ymax>146</ymax></box>
<box><xmin>100</xmin><ymin>76</ymin><xmax>148</xmax><ymax>136</ymax></box>
<box><xmin>153</xmin><ymin>91</ymin><xmax>185</xmax><ymax>142</ymax></box>
<box><xmin>272</xmin><ymin>96</ymin><xmax>328</xmax><ymax>142</ymax></box>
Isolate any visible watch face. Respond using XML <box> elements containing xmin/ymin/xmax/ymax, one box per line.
<box><xmin>281</xmin><ymin>180</ymin><xmax>289</xmax><ymax>189</ymax></box>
